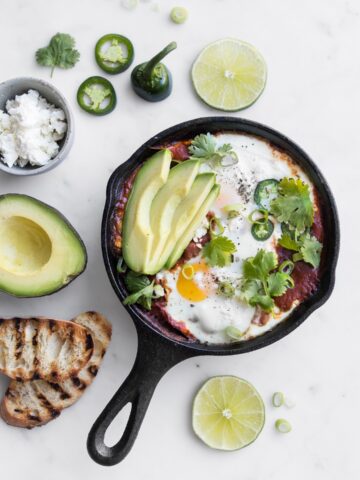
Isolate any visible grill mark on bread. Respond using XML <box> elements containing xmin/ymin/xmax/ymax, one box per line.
<box><xmin>0</xmin><ymin>312</ymin><xmax>111</xmax><ymax>428</ymax></box>
<box><xmin>36</xmin><ymin>393</ymin><xmax>59</xmax><ymax>419</ymax></box>
<box><xmin>14</xmin><ymin>318</ymin><xmax>22</xmax><ymax>360</ymax></box>
<box><xmin>88</xmin><ymin>365</ymin><xmax>98</xmax><ymax>377</ymax></box>
<box><xmin>85</xmin><ymin>334</ymin><xmax>93</xmax><ymax>352</ymax></box>
<box><xmin>48</xmin><ymin>382</ymin><xmax>71</xmax><ymax>400</ymax></box>
<box><xmin>71</xmin><ymin>376</ymin><xmax>86</xmax><ymax>390</ymax></box>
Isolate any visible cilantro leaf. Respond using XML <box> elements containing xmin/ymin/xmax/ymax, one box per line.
<box><xmin>36</xmin><ymin>33</ymin><xmax>80</xmax><ymax>77</ymax></box>
<box><xmin>267</xmin><ymin>272</ymin><xmax>293</xmax><ymax>297</ymax></box>
<box><xmin>123</xmin><ymin>271</ymin><xmax>154</xmax><ymax>310</ymax></box>
<box><xmin>124</xmin><ymin>270</ymin><xmax>151</xmax><ymax>292</ymax></box>
<box><xmin>189</xmin><ymin>133</ymin><xmax>238</xmax><ymax>169</ymax></box>
<box><xmin>123</xmin><ymin>281</ymin><xmax>154</xmax><ymax>310</ymax></box>
<box><xmin>240</xmin><ymin>249</ymin><xmax>294</xmax><ymax>313</ymax></box>
<box><xmin>278</xmin><ymin>233</ymin><xmax>301</xmax><ymax>251</ymax></box>
<box><xmin>270</xmin><ymin>178</ymin><xmax>313</xmax><ymax>232</ymax></box>
<box><xmin>242</xmin><ymin>249</ymin><xmax>277</xmax><ymax>284</ymax></box>
<box><xmin>300</xmin><ymin>235</ymin><xmax>322</xmax><ymax>268</ymax></box>
<box><xmin>202</xmin><ymin>235</ymin><xmax>236</xmax><ymax>267</ymax></box>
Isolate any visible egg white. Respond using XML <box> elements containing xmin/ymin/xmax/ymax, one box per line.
<box><xmin>157</xmin><ymin>133</ymin><xmax>311</xmax><ymax>344</ymax></box>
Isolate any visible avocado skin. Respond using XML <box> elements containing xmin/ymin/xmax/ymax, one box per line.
<box><xmin>0</xmin><ymin>193</ymin><xmax>87</xmax><ymax>298</ymax></box>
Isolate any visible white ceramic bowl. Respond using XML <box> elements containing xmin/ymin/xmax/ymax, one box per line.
<box><xmin>0</xmin><ymin>77</ymin><xmax>74</xmax><ymax>176</ymax></box>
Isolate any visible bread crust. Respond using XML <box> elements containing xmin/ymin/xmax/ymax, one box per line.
<box><xmin>0</xmin><ymin>312</ymin><xmax>111</xmax><ymax>428</ymax></box>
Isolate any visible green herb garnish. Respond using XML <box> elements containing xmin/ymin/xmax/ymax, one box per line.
<box><xmin>123</xmin><ymin>270</ymin><xmax>164</xmax><ymax>310</ymax></box>
<box><xmin>218</xmin><ymin>281</ymin><xmax>235</xmax><ymax>298</ymax></box>
<box><xmin>240</xmin><ymin>249</ymin><xmax>294</xmax><ymax>312</ymax></box>
<box><xmin>202</xmin><ymin>236</ymin><xmax>236</xmax><ymax>268</ymax></box>
<box><xmin>270</xmin><ymin>177</ymin><xmax>313</xmax><ymax>232</ymax></box>
<box><xmin>36</xmin><ymin>33</ymin><xmax>80</xmax><ymax>77</ymax></box>
<box><xmin>279</xmin><ymin>227</ymin><xmax>322</xmax><ymax>268</ymax></box>
<box><xmin>189</xmin><ymin>133</ymin><xmax>238</xmax><ymax>169</ymax></box>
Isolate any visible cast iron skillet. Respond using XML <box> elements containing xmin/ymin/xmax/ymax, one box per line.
<box><xmin>87</xmin><ymin>117</ymin><xmax>340</xmax><ymax>466</ymax></box>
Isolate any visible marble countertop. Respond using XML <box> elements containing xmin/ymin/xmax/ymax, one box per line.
<box><xmin>0</xmin><ymin>0</ymin><xmax>357</xmax><ymax>478</ymax></box>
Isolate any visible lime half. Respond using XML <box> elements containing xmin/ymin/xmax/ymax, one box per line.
<box><xmin>191</xmin><ymin>38</ymin><xmax>267</xmax><ymax>111</ymax></box>
<box><xmin>192</xmin><ymin>376</ymin><xmax>265</xmax><ymax>451</ymax></box>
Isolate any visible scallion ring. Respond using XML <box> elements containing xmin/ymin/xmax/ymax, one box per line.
<box><xmin>182</xmin><ymin>264</ymin><xmax>195</xmax><ymax>280</ymax></box>
<box><xmin>279</xmin><ymin>260</ymin><xmax>294</xmax><ymax>275</ymax></box>
<box><xmin>209</xmin><ymin>216</ymin><xmax>224</xmax><ymax>237</ymax></box>
<box><xmin>225</xmin><ymin>326</ymin><xmax>244</xmax><ymax>340</ymax></box>
<box><xmin>218</xmin><ymin>281</ymin><xmax>235</xmax><ymax>298</ymax></box>
<box><xmin>116</xmin><ymin>256</ymin><xmax>126</xmax><ymax>273</ymax></box>
<box><xmin>272</xmin><ymin>392</ymin><xmax>285</xmax><ymax>407</ymax></box>
<box><xmin>248</xmin><ymin>208</ymin><xmax>269</xmax><ymax>225</ymax></box>
<box><xmin>275</xmin><ymin>418</ymin><xmax>292</xmax><ymax>433</ymax></box>
<box><xmin>219</xmin><ymin>151</ymin><xmax>238</xmax><ymax>167</ymax></box>
<box><xmin>223</xmin><ymin>203</ymin><xmax>243</xmax><ymax>219</ymax></box>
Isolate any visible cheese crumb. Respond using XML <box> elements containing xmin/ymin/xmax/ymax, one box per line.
<box><xmin>0</xmin><ymin>89</ymin><xmax>67</xmax><ymax>168</ymax></box>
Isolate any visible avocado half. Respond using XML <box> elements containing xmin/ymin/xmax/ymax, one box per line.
<box><xmin>0</xmin><ymin>194</ymin><xmax>87</xmax><ymax>297</ymax></box>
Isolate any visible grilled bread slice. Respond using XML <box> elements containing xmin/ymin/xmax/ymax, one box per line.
<box><xmin>0</xmin><ymin>317</ymin><xmax>93</xmax><ymax>382</ymax></box>
<box><xmin>0</xmin><ymin>311</ymin><xmax>111</xmax><ymax>428</ymax></box>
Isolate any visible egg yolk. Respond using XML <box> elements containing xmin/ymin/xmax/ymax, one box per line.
<box><xmin>176</xmin><ymin>262</ymin><xmax>211</xmax><ymax>302</ymax></box>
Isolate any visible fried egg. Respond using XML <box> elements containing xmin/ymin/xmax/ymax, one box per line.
<box><xmin>157</xmin><ymin>133</ymin><xmax>311</xmax><ymax>344</ymax></box>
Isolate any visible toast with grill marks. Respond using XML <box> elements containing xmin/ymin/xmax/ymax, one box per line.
<box><xmin>0</xmin><ymin>312</ymin><xmax>111</xmax><ymax>428</ymax></box>
<box><xmin>0</xmin><ymin>317</ymin><xmax>93</xmax><ymax>382</ymax></box>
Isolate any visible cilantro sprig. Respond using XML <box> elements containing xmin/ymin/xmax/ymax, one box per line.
<box><xmin>189</xmin><ymin>133</ymin><xmax>238</xmax><ymax>169</ymax></box>
<box><xmin>240</xmin><ymin>249</ymin><xmax>294</xmax><ymax>312</ymax></box>
<box><xmin>36</xmin><ymin>33</ymin><xmax>80</xmax><ymax>77</ymax></box>
<box><xmin>279</xmin><ymin>227</ymin><xmax>322</xmax><ymax>268</ymax></box>
<box><xmin>270</xmin><ymin>177</ymin><xmax>313</xmax><ymax>232</ymax></box>
<box><xmin>123</xmin><ymin>270</ymin><xmax>164</xmax><ymax>310</ymax></box>
<box><xmin>202</xmin><ymin>235</ymin><xmax>236</xmax><ymax>267</ymax></box>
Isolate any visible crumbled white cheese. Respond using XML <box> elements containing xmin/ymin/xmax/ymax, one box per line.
<box><xmin>0</xmin><ymin>89</ymin><xmax>67</xmax><ymax>168</ymax></box>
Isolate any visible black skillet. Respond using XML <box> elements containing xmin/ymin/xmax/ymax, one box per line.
<box><xmin>87</xmin><ymin>117</ymin><xmax>340</xmax><ymax>466</ymax></box>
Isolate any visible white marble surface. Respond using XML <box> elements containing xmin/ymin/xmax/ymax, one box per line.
<box><xmin>0</xmin><ymin>0</ymin><xmax>357</xmax><ymax>478</ymax></box>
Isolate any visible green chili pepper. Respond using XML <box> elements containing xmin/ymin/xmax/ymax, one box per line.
<box><xmin>77</xmin><ymin>76</ymin><xmax>116</xmax><ymax>116</ymax></box>
<box><xmin>131</xmin><ymin>42</ymin><xmax>177</xmax><ymax>102</ymax></box>
<box><xmin>251</xmin><ymin>219</ymin><xmax>274</xmax><ymax>241</ymax></box>
<box><xmin>254</xmin><ymin>179</ymin><xmax>279</xmax><ymax>209</ymax></box>
<box><xmin>95</xmin><ymin>34</ymin><xmax>134</xmax><ymax>74</ymax></box>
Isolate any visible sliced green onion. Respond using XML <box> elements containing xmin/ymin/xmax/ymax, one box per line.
<box><xmin>170</xmin><ymin>6</ymin><xmax>188</xmax><ymax>24</ymax></box>
<box><xmin>275</xmin><ymin>418</ymin><xmax>292</xmax><ymax>433</ymax></box>
<box><xmin>153</xmin><ymin>284</ymin><xmax>165</xmax><ymax>298</ymax></box>
<box><xmin>181</xmin><ymin>264</ymin><xmax>195</xmax><ymax>280</ymax></box>
<box><xmin>219</xmin><ymin>151</ymin><xmax>238</xmax><ymax>167</ymax></box>
<box><xmin>218</xmin><ymin>281</ymin><xmax>235</xmax><ymax>298</ymax></box>
<box><xmin>225</xmin><ymin>326</ymin><xmax>244</xmax><ymax>340</ymax></box>
<box><xmin>272</xmin><ymin>392</ymin><xmax>284</xmax><ymax>407</ymax></box>
<box><xmin>209</xmin><ymin>216</ymin><xmax>224</xmax><ymax>237</ymax></box>
<box><xmin>293</xmin><ymin>252</ymin><xmax>303</xmax><ymax>262</ymax></box>
<box><xmin>248</xmin><ymin>208</ymin><xmax>269</xmax><ymax>225</ymax></box>
<box><xmin>223</xmin><ymin>203</ymin><xmax>243</xmax><ymax>219</ymax></box>
<box><xmin>279</xmin><ymin>260</ymin><xmax>294</xmax><ymax>275</ymax></box>
<box><xmin>116</xmin><ymin>256</ymin><xmax>127</xmax><ymax>273</ymax></box>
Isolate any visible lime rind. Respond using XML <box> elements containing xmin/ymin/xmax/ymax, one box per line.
<box><xmin>191</xmin><ymin>38</ymin><xmax>267</xmax><ymax>112</ymax></box>
<box><xmin>192</xmin><ymin>376</ymin><xmax>265</xmax><ymax>451</ymax></box>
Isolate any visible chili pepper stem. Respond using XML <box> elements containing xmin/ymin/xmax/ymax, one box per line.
<box><xmin>143</xmin><ymin>42</ymin><xmax>177</xmax><ymax>80</ymax></box>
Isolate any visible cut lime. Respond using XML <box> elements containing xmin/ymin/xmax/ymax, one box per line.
<box><xmin>191</xmin><ymin>38</ymin><xmax>267</xmax><ymax>111</ymax></box>
<box><xmin>192</xmin><ymin>376</ymin><xmax>265</xmax><ymax>451</ymax></box>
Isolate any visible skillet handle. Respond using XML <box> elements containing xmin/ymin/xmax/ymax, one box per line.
<box><xmin>87</xmin><ymin>325</ymin><xmax>189</xmax><ymax>466</ymax></box>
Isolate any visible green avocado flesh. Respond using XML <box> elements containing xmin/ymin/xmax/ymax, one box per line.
<box><xmin>158</xmin><ymin>173</ymin><xmax>216</xmax><ymax>271</ymax></box>
<box><xmin>145</xmin><ymin>159</ymin><xmax>200</xmax><ymax>274</ymax></box>
<box><xmin>122</xmin><ymin>149</ymin><xmax>172</xmax><ymax>272</ymax></box>
<box><xmin>122</xmin><ymin>147</ymin><xmax>218</xmax><ymax>274</ymax></box>
<box><xmin>165</xmin><ymin>183</ymin><xmax>220</xmax><ymax>269</ymax></box>
<box><xmin>0</xmin><ymin>194</ymin><xmax>87</xmax><ymax>297</ymax></box>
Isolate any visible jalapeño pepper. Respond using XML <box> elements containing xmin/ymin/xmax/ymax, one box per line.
<box><xmin>95</xmin><ymin>34</ymin><xmax>134</xmax><ymax>74</ymax></box>
<box><xmin>131</xmin><ymin>42</ymin><xmax>177</xmax><ymax>102</ymax></box>
<box><xmin>77</xmin><ymin>76</ymin><xmax>116</xmax><ymax>115</ymax></box>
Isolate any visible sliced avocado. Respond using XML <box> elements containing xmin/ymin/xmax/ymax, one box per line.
<box><xmin>151</xmin><ymin>172</ymin><xmax>215</xmax><ymax>270</ymax></box>
<box><xmin>145</xmin><ymin>160</ymin><xmax>200</xmax><ymax>274</ymax></box>
<box><xmin>165</xmin><ymin>183</ymin><xmax>220</xmax><ymax>269</ymax></box>
<box><xmin>122</xmin><ymin>149</ymin><xmax>172</xmax><ymax>272</ymax></box>
<box><xmin>0</xmin><ymin>194</ymin><xmax>87</xmax><ymax>297</ymax></box>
